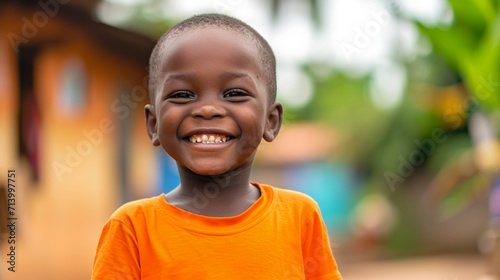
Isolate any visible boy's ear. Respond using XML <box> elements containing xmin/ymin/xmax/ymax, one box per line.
<box><xmin>263</xmin><ymin>102</ymin><xmax>283</xmax><ymax>142</ymax></box>
<box><xmin>145</xmin><ymin>104</ymin><xmax>160</xmax><ymax>146</ymax></box>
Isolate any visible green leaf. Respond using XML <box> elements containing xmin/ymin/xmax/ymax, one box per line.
<box><xmin>448</xmin><ymin>0</ymin><xmax>493</xmax><ymax>31</ymax></box>
<box><xmin>417</xmin><ymin>23</ymin><xmax>477</xmax><ymax>70</ymax></box>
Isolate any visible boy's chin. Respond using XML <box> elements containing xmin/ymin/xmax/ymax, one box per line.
<box><xmin>184</xmin><ymin>164</ymin><xmax>247</xmax><ymax>178</ymax></box>
<box><xmin>185</xmin><ymin>165</ymin><xmax>232</xmax><ymax>177</ymax></box>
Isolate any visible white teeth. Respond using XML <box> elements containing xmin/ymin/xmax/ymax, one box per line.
<box><xmin>189</xmin><ymin>134</ymin><xmax>229</xmax><ymax>144</ymax></box>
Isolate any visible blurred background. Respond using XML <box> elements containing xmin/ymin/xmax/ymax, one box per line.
<box><xmin>0</xmin><ymin>0</ymin><xmax>499</xmax><ymax>279</ymax></box>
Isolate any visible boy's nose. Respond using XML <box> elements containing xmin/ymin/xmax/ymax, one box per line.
<box><xmin>191</xmin><ymin>101</ymin><xmax>226</xmax><ymax>119</ymax></box>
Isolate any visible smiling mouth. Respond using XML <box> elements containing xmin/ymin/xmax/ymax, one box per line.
<box><xmin>188</xmin><ymin>134</ymin><xmax>233</xmax><ymax>144</ymax></box>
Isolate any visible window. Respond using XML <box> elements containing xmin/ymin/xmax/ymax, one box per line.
<box><xmin>59</xmin><ymin>58</ymin><xmax>87</xmax><ymax>115</ymax></box>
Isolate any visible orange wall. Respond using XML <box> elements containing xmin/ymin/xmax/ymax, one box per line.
<box><xmin>0</xmin><ymin>3</ymin><xmax>157</xmax><ymax>279</ymax></box>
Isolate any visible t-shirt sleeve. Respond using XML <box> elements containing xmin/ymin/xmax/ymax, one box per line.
<box><xmin>92</xmin><ymin>218</ymin><xmax>140</xmax><ymax>280</ymax></box>
<box><xmin>301</xmin><ymin>202</ymin><xmax>343</xmax><ymax>280</ymax></box>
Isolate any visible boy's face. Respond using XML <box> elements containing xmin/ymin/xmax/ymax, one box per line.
<box><xmin>145</xmin><ymin>27</ymin><xmax>282</xmax><ymax>176</ymax></box>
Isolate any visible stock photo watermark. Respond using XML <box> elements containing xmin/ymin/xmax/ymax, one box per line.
<box><xmin>340</xmin><ymin>9</ymin><xmax>391</xmax><ymax>60</ymax></box>
<box><xmin>282</xmin><ymin>236</ymin><xmax>332</xmax><ymax>278</ymax></box>
<box><xmin>340</xmin><ymin>0</ymin><xmax>403</xmax><ymax>60</ymax></box>
<box><xmin>384</xmin><ymin>128</ymin><xmax>447</xmax><ymax>192</ymax></box>
<box><xmin>190</xmin><ymin>138</ymin><xmax>256</xmax><ymax>210</ymax></box>
<box><xmin>8</xmin><ymin>0</ymin><xmax>70</xmax><ymax>53</ymax></box>
<box><xmin>385</xmin><ymin>73</ymin><xmax>500</xmax><ymax>192</ymax></box>
<box><xmin>51</xmin><ymin>82</ymin><xmax>149</xmax><ymax>182</ymax></box>
<box><xmin>5</xmin><ymin>170</ymin><xmax>17</xmax><ymax>272</ymax></box>
<box><xmin>444</xmin><ymin>74</ymin><xmax>500</xmax><ymax>129</ymax></box>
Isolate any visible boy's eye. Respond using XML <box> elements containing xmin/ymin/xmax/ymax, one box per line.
<box><xmin>166</xmin><ymin>91</ymin><xmax>195</xmax><ymax>102</ymax></box>
<box><xmin>223</xmin><ymin>89</ymin><xmax>250</xmax><ymax>101</ymax></box>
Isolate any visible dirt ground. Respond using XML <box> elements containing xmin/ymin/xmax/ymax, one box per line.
<box><xmin>339</xmin><ymin>254</ymin><xmax>495</xmax><ymax>280</ymax></box>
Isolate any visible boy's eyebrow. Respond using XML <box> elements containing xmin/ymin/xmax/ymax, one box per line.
<box><xmin>220</xmin><ymin>72</ymin><xmax>251</xmax><ymax>79</ymax></box>
<box><xmin>164</xmin><ymin>72</ymin><xmax>252</xmax><ymax>84</ymax></box>
<box><xmin>164</xmin><ymin>73</ymin><xmax>195</xmax><ymax>84</ymax></box>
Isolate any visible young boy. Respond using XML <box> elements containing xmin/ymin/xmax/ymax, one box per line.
<box><xmin>92</xmin><ymin>13</ymin><xmax>342</xmax><ymax>279</ymax></box>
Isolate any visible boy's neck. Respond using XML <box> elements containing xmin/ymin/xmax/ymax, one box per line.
<box><xmin>165</xmin><ymin>165</ymin><xmax>261</xmax><ymax>217</ymax></box>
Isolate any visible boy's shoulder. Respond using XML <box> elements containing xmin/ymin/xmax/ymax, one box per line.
<box><xmin>107</xmin><ymin>195</ymin><xmax>162</xmax><ymax>224</ymax></box>
<box><xmin>258</xmin><ymin>183</ymin><xmax>320</xmax><ymax>212</ymax></box>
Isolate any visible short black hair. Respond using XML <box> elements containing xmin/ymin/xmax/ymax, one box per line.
<box><xmin>148</xmin><ymin>13</ymin><xmax>276</xmax><ymax>102</ymax></box>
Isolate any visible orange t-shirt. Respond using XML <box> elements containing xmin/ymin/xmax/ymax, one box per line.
<box><xmin>92</xmin><ymin>183</ymin><xmax>342</xmax><ymax>279</ymax></box>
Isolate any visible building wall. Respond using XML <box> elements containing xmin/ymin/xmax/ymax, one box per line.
<box><xmin>0</xmin><ymin>3</ymin><xmax>157</xmax><ymax>279</ymax></box>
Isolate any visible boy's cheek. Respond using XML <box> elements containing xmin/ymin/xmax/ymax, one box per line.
<box><xmin>235</xmin><ymin>137</ymin><xmax>260</xmax><ymax>157</ymax></box>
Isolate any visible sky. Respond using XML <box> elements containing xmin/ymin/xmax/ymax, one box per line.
<box><xmin>97</xmin><ymin>0</ymin><xmax>451</xmax><ymax>109</ymax></box>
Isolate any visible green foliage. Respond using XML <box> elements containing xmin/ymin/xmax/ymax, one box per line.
<box><xmin>416</xmin><ymin>0</ymin><xmax>500</xmax><ymax>109</ymax></box>
<box><xmin>410</xmin><ymin>0</ymin><xmax>500</xmax><ymax>223</ymax></box>
<box><xmin>288</xmin><ymin>66</ymin><xmax>394</xmax><ymax>164</ymax></box>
